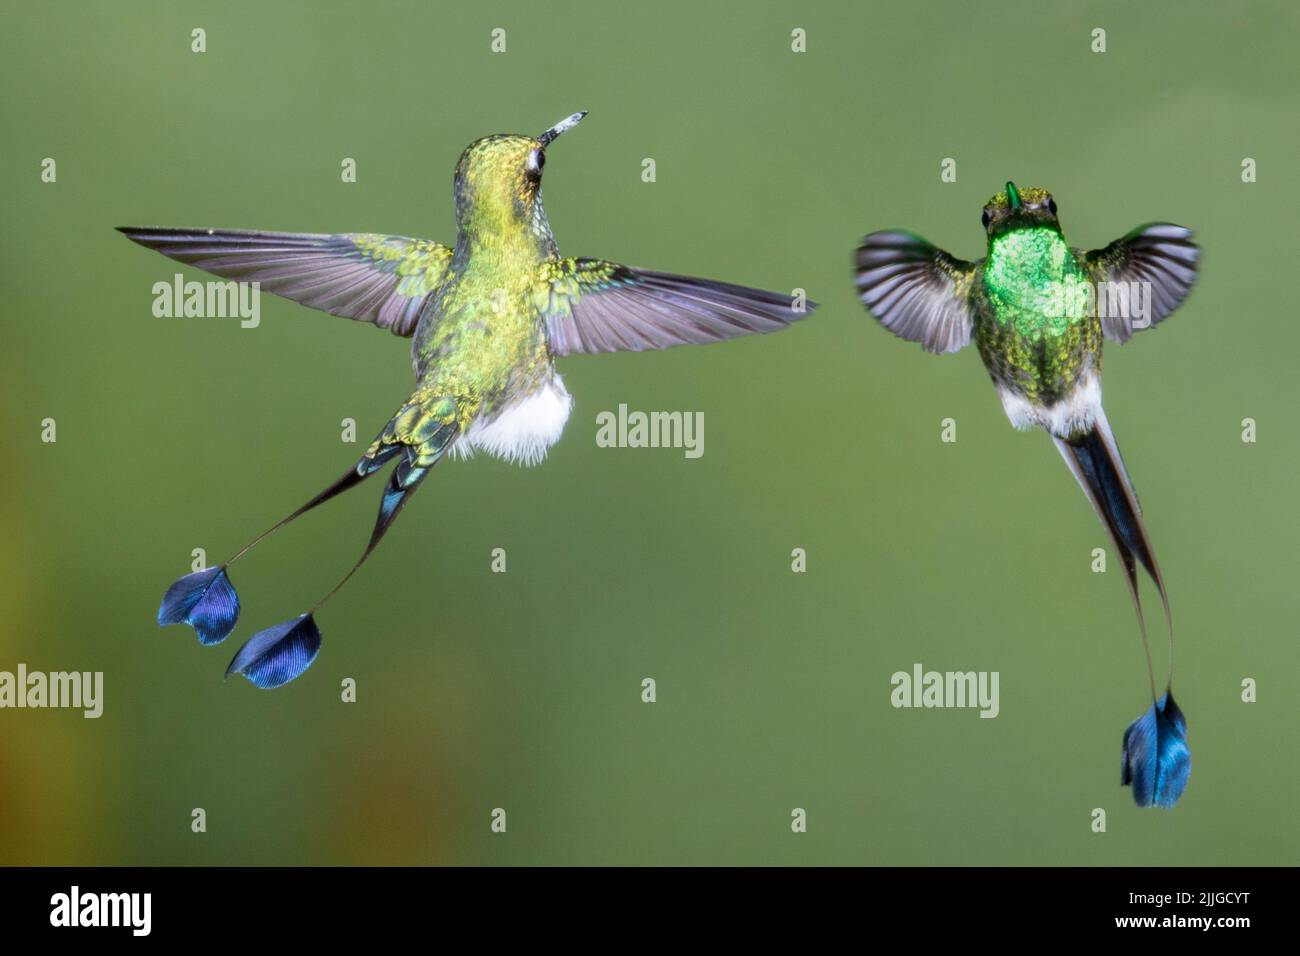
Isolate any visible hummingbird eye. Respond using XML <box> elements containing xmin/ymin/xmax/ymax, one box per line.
<box><xmin>527</xmin><ymin>149</ymin><xmax>545</xmax><ymax>176</ymax></box>
<box><xmin>981</xmin><ymin>209</ymin><xmax>992</xmax><ymax>228</ymax></box>
<box><xmin>1047</xmin><ymin>197</ymin><xmax>1058</xmax><ymax>215</ymax></box>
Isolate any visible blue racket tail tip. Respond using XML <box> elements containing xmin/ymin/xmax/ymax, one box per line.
<box><xmin>157</xmin><ymin>565</ymin><xmax>240</xmax><ymax>646</ymax></box>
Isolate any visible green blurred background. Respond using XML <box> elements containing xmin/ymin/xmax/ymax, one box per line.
<box><xmin>1</xmin><ymin>0</ymin><xmax>1296</xmax><ymax>865</ymax></box>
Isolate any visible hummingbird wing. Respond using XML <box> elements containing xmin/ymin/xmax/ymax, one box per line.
<box><xmin>1080</xmin><ymin>223</ymin><xmax>1200</xmax><ymax>343</ymax></box>
<box><xmin>854</xmin><ymin>231</ymin><xmax>977</xmax><ymax>354</ymax></box>
<box><xmin>536</xmin><ymin>258</ymin><xmax>814</xmax><ymax>354</ymax></box>
<box><xmin>117</xmin><ymin>227</ymin><xmax>452</xmax><ymax>336</ymax></box>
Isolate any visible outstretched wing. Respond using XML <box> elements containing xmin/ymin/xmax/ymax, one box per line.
<box><xmin>536</xmin><ymin>258</ymin><xmax>814</xmax><ymax>355</ymax></box>
<box><xmin>854</xmin><ymin>231</ymin><xmax>978</xmax><ymax>355</ymax></box>
<box><xmin>117</xmin><ymin>227</ymin><xmax>452</xmax><ymax>336</ymax></box>
<box><xmin>1080</xmin><ymin>223</ymin><xmax>1200</xmax><ymax>343</ymax></box>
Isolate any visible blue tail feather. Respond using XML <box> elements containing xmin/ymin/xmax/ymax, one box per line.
<box><xmin>376</xmin><ymin>463</ymin><xmax>426</xmax><ymax>536</ymax></box>
<box><xmin>163</xmin><ymin>430</ymin><xmax>439</xmax><ymax>685</ymax></box>
<box><xmin>157</xmin><ymin>566</ymin><xmax>240</xmax><ymax>645</ymax></box>
<box><xmin>1056</xmin><ymin>409</ymin><xmax>1187</xmax><ymax>806</ymax></box>
<box><xmin>157</xmin><ymin>443</ymin><xmax>402</xmax><ymax>675</ymax></box>
<box><xmin>225</xmin><ymin>614</ymin><xmax>321</xmax><ymax>688</ymax></box>
<box><xmin>1122</xmin><ymin>691</ymin><xmax>1191</xmax><ymax>808</ymax></box>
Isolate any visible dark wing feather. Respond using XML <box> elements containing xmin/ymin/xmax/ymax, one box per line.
<box><xmin>538</xmin><ymin>258</ymin><xmax>815</xmax><ymax>355</ymax></box>
<box><xmin>1080</xmin><ymin>223</ymin><xmax>1200</xmax><ymax>343</ymax></box>
<box><xmin>854</xmin><ymin>231</ymin><xmax>977</xmax><ymax>355</ymax></box>
<box><xmin>117</xmin><ymin>227</ymin><xmax>452</xmax><ymax>336</ymax></box>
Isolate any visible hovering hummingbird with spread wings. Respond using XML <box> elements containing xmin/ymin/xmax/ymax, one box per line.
<box><xmin>855</xmin><ymin>182</ymin><xmax>1199</xmax><ymax>807</ymax></box>
<box><xmin>124</xmin><ymin>112</ymin><xmax>814</xmax><ymax>690</ymax></box>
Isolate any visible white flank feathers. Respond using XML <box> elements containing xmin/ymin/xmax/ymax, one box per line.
<box><xmin>449</xmin><ymin>374</ymin><xmax>573</xmax><ymax>467</ymax></box>
<box><xmin>997</xmin><ymin>371</ymin><xmax>1102</xmax><ymax>438</ymax></box>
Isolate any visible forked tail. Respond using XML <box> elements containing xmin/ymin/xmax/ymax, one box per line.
<box><xmin>157</xmin><ymin>391</ymin><xmax>460</xmax><ymax>687</ymax></box>
<box><xmin>1053</xmin><ymin>406</ymin><xmax>1190</xmax><ymax>807</ymax></box>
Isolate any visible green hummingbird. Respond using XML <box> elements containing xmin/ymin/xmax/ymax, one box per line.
<box><xmin>855</xmin><ymin>182</ymin><xmax>1199</xmax><ymax>807</ymax></box>
<box><xmin>127</xmin><ymin>111</ymin><xmax>814</xmax><ymax>688</ymax></box>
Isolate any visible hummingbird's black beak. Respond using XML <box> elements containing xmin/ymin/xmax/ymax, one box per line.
<box><xmin>539</xmin><ymin>111</ymin><xmax>587</xmax><ymax>146</ymax></box>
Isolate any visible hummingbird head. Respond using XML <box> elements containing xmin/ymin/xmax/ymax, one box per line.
<box><xmin>453</xmin><ymin>111</ymin><xmax>587</xmax><ymax>237</ymax></box>
<box><xmin>981</xmin><ymin>181</ymin><xmax>1059</xmax><ymax>238</ymax></box>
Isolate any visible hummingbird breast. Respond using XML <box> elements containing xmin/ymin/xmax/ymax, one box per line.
<box><xmin>974</xmin><ymin>228</ymin><xmax>1102</xmax><ymax>411</ymax></box>
<box><xmin>410</xmin><ymin>255</ymin><xmax>569</xmax><ymax>466</ymax></box>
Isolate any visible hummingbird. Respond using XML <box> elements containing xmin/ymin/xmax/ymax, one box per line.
<box><xmin>124</xmin><ymin>111</ymin><xmax>814</xmax><ymax>689</ymax></box>
<box><xmin>854</xmin><ymin>182</ymin><xmax>1199</xmax><ymax>807</ymax></box>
